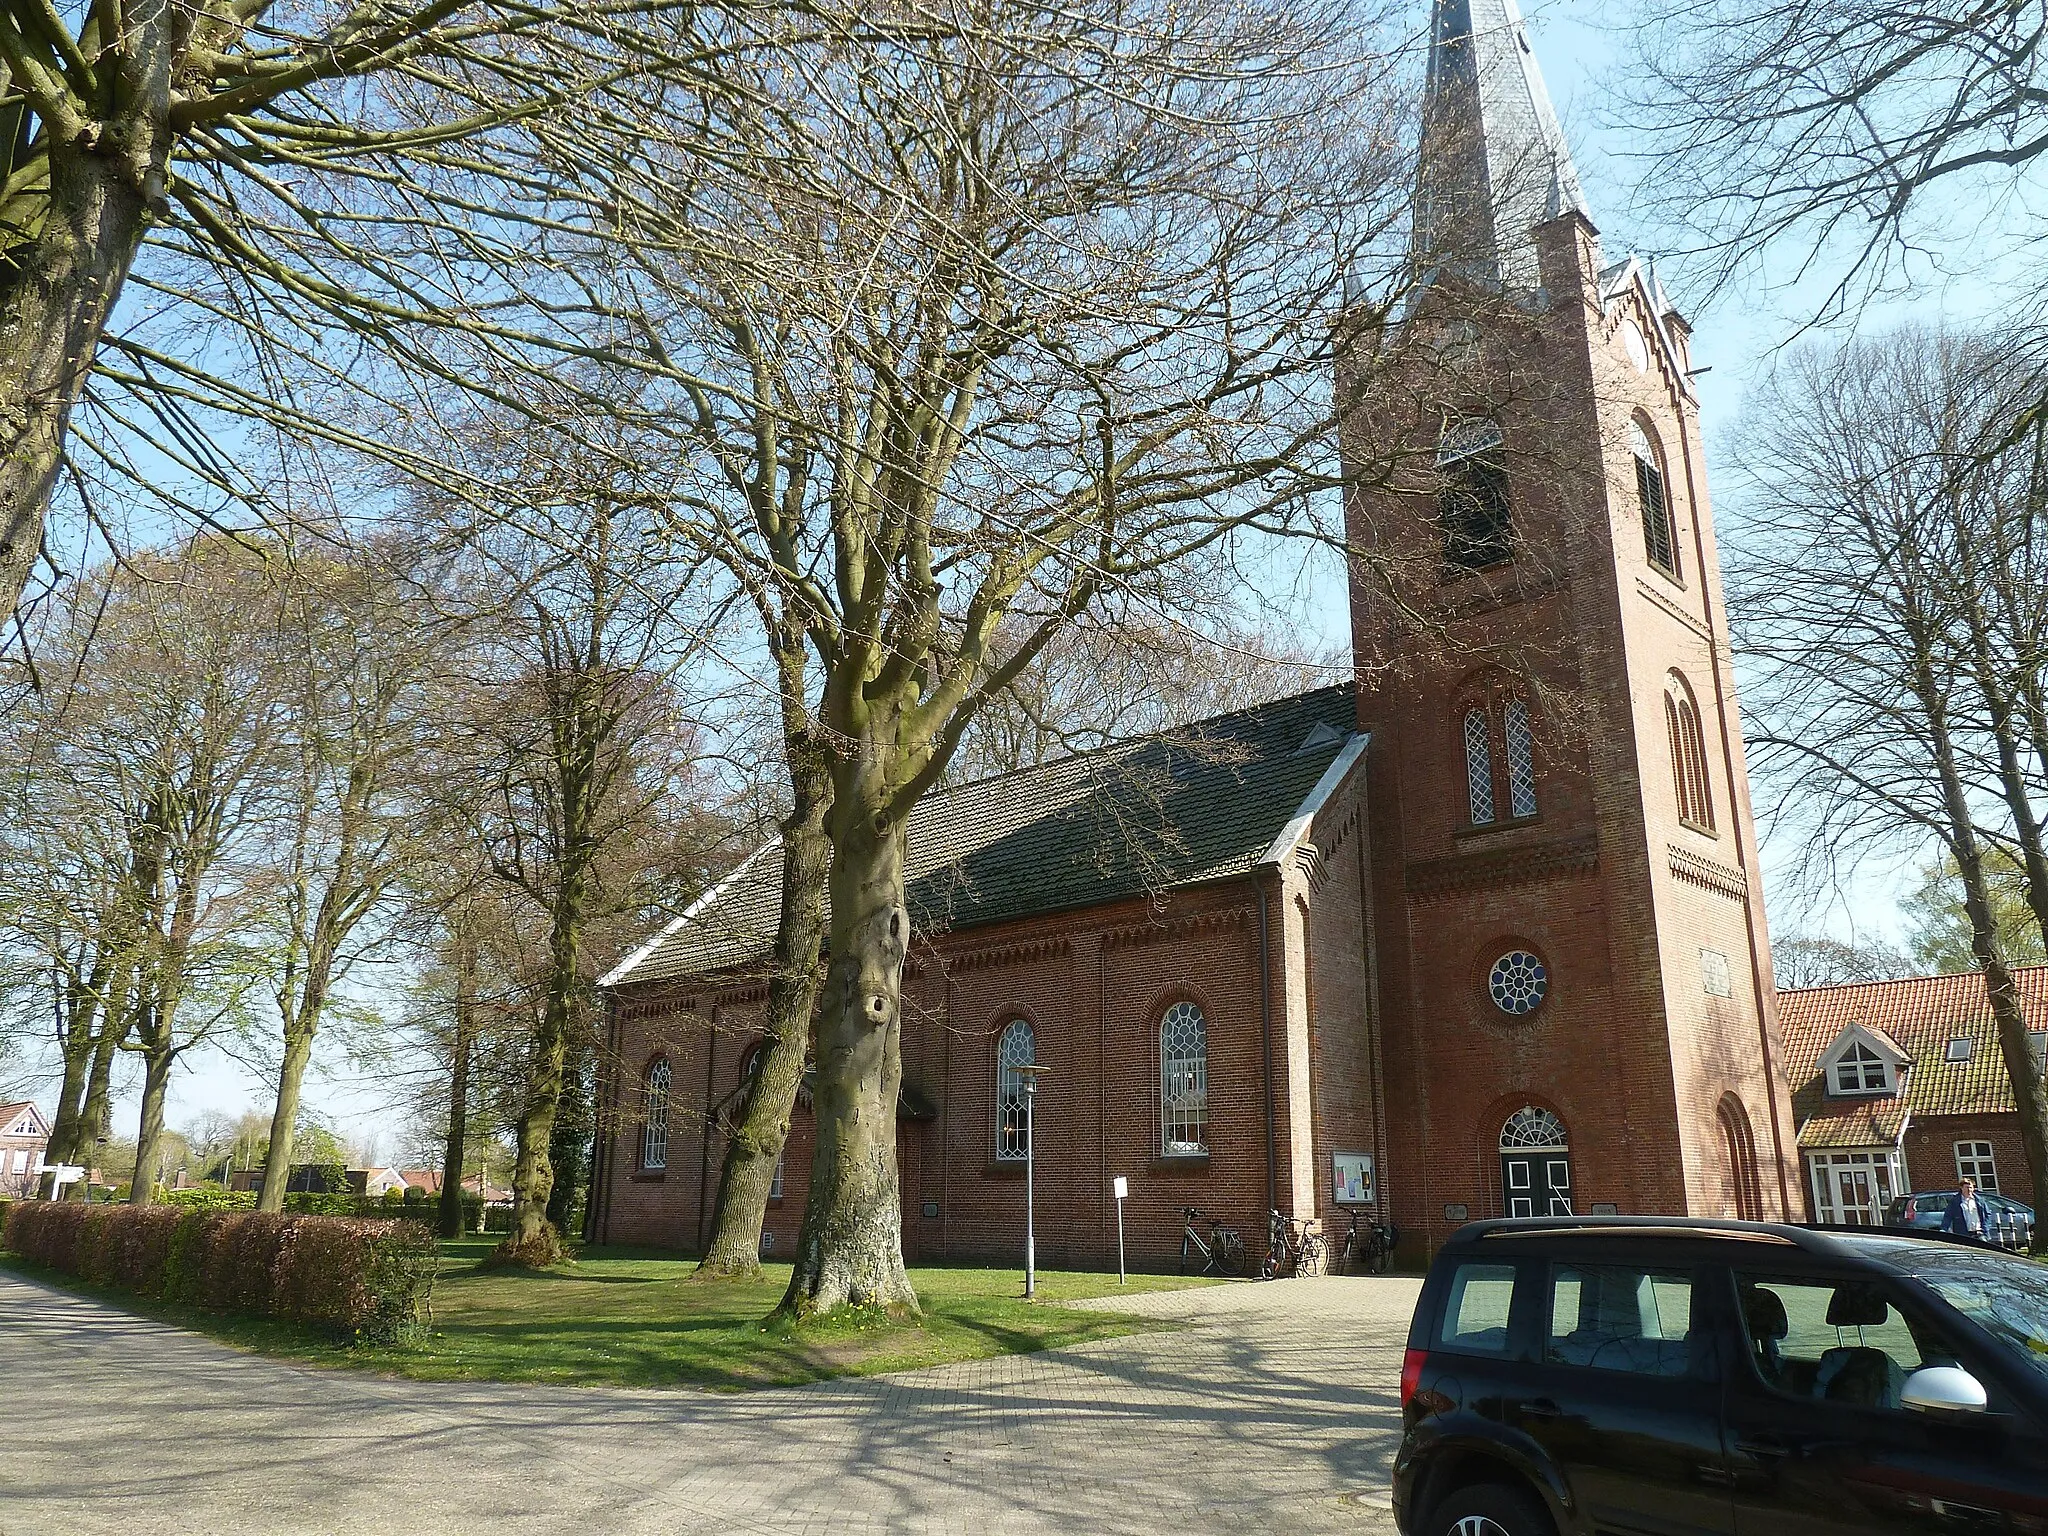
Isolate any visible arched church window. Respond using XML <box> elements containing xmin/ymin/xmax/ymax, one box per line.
<box><xmin>1462</xmin><ymin>688</ymin><xmax>1539</xmax><ymax>828</ymax></box>
<box><xmin>1501</xmin><ymin>1105</ymin><xmax>1568</xmax><ymax>1149</ymax></box>
<box><xmin>1437</xmin><ymin>418</ymin><xmax>1512</xmax><ymax>571</ymax></box>
<box><xmin>994</xmin><ymin>1018</ymin><xmax>1035</xmax><ymax>1161</ymax></box>
<box><xmin>1464</xmin><ymin>708</ymin><xmax>1496</xmax><ymax>825</ymax></box>
<box><xmin>1633</xmin><ymin>420</ymin><xmax>1680</xmax><ymax>576</ymax></box>
<box><xmin>642</xmin><ymin>1058</ymin><xmax>670</xmax><ymax>1171</ymax></box>
<box><xmin>1160</xmin><ymin>1002</ymin><xmax>1208</xmax><ymax>1156</ymax></box>
<box><xmin>1503</xmin><ymin>697</ymin><xmax>1537</xmax><ymax>818</ymax></box>
<box><xmin>1664</xmin><ymin>673</ymin><xmax>1715</xmax><ymax>832</ymax></box>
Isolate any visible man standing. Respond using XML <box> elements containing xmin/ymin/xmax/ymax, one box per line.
<box><xmin>1941</xmin><ymin>1176</ymin><xmax>1990</xmax><ymax>1241</ymax></box>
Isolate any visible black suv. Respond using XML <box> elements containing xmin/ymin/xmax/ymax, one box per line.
<box><xmin>1394</xmin><ymin>1217</ymin><xmax>2048</xmax><ymax>1535</ymax></box>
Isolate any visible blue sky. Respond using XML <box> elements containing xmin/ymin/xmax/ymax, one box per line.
<box><xmin>60</xmin><ymin>0</ymin><xmax>2031</xmax><ymax>1153</ymax></box>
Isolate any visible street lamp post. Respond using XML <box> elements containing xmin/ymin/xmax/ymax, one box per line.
<box><xmin>1017</xmin><ymin>1064</ymin><xmax>1051</xmax><ymax>1299</ymax></box>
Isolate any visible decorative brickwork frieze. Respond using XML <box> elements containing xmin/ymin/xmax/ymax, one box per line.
<box><xmin>1405</xmin><ymin>831</ymin><xmax>1600</xmax><ymax>899</ymax></box>
<box><xmin>947</xmin><ymin>935</ymin><xmax>1071</xmax><ymax>974</ymax></box>
<box><xmin>1667</xmin><ymin>844</ymin><xmax>1749</xmax><ymax>902</ymax></box>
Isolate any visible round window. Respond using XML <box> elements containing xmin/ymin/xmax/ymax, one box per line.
<box><xmin>1618</xmin><ymin>317</ymin><xmax>1650</xmax><ymax>373</ymax></box>
<box><xmin>1488</xmin><ymin>950</ymin><xmax>1549</xmax><ymax>1015</ymax></box>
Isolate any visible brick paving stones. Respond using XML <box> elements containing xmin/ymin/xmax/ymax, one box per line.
<box><xmin>0</xmin><ymin>1270</ymin><xmax>1418</xmax><ymax>1535</ymax></box>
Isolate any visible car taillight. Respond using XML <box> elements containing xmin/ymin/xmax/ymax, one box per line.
<box><xmin>1401</xmin><ymin>1346</ymin><xmax>1427</xmax><ymax>1408</ymax></box>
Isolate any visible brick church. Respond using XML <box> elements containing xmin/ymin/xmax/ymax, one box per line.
<box><xmin>585</xmin><ymin>0</ymin><xmax>1807</xmax><ymax>1266</ymax></box>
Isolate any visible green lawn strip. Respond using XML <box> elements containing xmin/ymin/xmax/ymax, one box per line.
<box><xmin>1</xmin><ymin>1239</ymin><xmax>1216</xmax><ymax>1392</ymax></box>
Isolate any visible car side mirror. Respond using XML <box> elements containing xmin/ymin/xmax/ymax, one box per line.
<box><xmin>1901</xmin><ymin>1365</ymin><xmax>1988</xmax><ymax>1415</ymax></box>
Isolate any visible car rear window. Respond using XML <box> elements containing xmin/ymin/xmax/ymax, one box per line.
<box><xmin>1440</xmin><ymin>1262</ymin><xmax>1517</xmax><ymax>1356</ymax></box>
<box><xmin>1547</xmin><ymin>1264</ymin><xmax>1693</xmax><ymax>1376</ymax></box>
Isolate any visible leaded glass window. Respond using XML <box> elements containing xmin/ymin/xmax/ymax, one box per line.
<box><xmin>642</xmin><ymin>1058</ymin><xmax>671</xmax><ymax>1171</ymax></box>
<box><xmin>1504</xmin><ymin>697</ymin><xmax>1537</xmax><ymax>818</ymax></box>
<box><xmin>1161</xmin><ymin>1002</ymin><xmax>1208</xmax><ymax>1156</ymax></box>
<box><xmin>1464</xmin><ymin>708</ymin><xmax>1496</xmax><ymax>825</ymax></box>
<box><xmin>995</xmin><ymin>1018</ymin><xmax>1035</xmax><ymax>1161</ymax></box>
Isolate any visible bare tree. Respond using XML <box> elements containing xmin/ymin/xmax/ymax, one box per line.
<box><xmin>1732</xmin><ymin>325</ymin><xmax>2048</xmax><ymax>1239</ymax></box>
<box><xmin>1618</xmin><ymin>0</ymin><xmax>2048</xmax><ymax>337</ymax></box>
<box><xmin>2</xmin><ymin>540</ymin><xmax>278</xmax><ymax>1200</ymax></box>
<box><xmin>693</xmin><ymin>605</ymin><xmax>1333</xmax><ymax>1279</ymax></box>
<box><xmin>590</xmin><ymin>0</ymin><xmax>1417</xmax><ymax>1316</ymax></box>
<box><xmin>253</xmin><ymin>535</ymin><xmax>450</xmax><ymax>1211</ymax></box>
<box><xmin>0</xmin><ymin>0</ymin><xmax>814</xmax><ymax>637</ymax></box>
<box><xmin>414</xmin><ymin>409</ymin><xmax>727</xmax><ymax>1265</ymax></box>
<box><xmin>1770</xmin><ymin>934</ymin><xmax>1914</xmax><ymax>991</ymax></box>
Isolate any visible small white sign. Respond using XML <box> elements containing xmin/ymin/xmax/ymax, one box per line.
<box><xmin>1700</xmin><ymin>947</ymin><xmax>1733</xmax><ymax>998</ymax></box>
<box><xmin>1111</xmin><ymin>1176</ymin><xmax>1128</xmax><ymax>1200</ymax></box>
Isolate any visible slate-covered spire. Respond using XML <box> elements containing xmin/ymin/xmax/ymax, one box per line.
<box><xmin>1414</xmin><ymin>0</ymin><xmax>1589</xmax><ymax>291</ymax></box>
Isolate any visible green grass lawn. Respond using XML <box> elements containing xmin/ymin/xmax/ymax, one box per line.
<box><xmin>1</xmin><ymin>1239</ymin><xmax>1215</xmax><ymax>1392</ymax></box>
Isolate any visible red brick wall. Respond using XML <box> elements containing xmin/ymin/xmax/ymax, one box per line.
<box><xmin>598</xmin><ymin>873</ymin><xmax>1369</xmax><ymax>1272</ymax></box>
<box><xmin>0</xmin><ymin>1132</ymin><xmax>45</xmax><ymax>1198</ymax></box>
<box><xmin>1904</xmin><ymin>1114</ymin><xmax>2037</xmax><ymax>1209</ymax></box>
<box><xmin>1339</xmin><ymin>215</ymin><xmax>1799</xmax><ymax>1259</ymax></box>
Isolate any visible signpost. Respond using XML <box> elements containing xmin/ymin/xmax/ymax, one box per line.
<box><xmin>1112</xmin><ymin>1175</ymin><xmax>1128</xmax><ymax>1284</ymax></box>
<box><xmin>43</xmin><ymin>1164</ymin><xmax>86</xmax><ymax>1198</ymax></box>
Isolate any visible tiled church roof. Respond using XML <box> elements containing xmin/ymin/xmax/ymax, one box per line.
<box><xmin>605</xmin><ymin>687</ymin><xmax>1363</xmax><ymax>989</ymax></box>
<box><xmin>1778</xmin><ymin>967</ymin><xmax>2048</xmax><ymax>1147</ymax></box>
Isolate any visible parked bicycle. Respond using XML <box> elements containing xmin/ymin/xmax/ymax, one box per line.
<box><xmin>1260</xmin><ymin>1209</ymin><xmax>1324</xmax><ymax>1279</ymax></box>
<box><xmin>1338</xmin><ymin>1208</ymin><xmax>1399</xmax><ymax>1274</ymax></box>
<box><xmin>1178</xmin><ymin>1207</ymin><xmax>1245</xmax><ymax>1276</ymax></box>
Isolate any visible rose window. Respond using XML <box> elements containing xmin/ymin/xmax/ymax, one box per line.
<box><xmin>1488</xmin><ymin>950</ymin><xmax>1548</xmax><ymax>1015</ymax></box>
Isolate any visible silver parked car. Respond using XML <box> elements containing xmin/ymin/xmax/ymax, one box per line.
<box><xmin>1886</xmin><ymin>1189</ymin><xmax>2035</xmax><ymax>1249</ymax></box>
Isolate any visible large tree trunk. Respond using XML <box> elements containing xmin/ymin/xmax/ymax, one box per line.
<box><xmin>438</xmin><ymin>932</ymin><xmax>477</xmax><ymax>1239</ymax></box>
<box><xmin>779</xmin><ymin>777</ymin><xmax>917</xmax><ymax>1319</ymax></box>
<box><xmin>0</xmin><ymin>150</ymin><xmax>154</xmax><ymax>627</ymax></box>
<box><xmin>697</xmin><ymin>748</ymin><xmax>831</xmax><ymax>1279</ymax></box>
<box><xmin>255</xmin><ymin>1014</ymin><xmax>319</xmax><ymax>1212</ymax></box>
<box><xmin>498</xmin><ymin>878</ymin><xmax>585</xmax><ymax>1266</ymax></box>
<box><xmin>38</xmin><ymin>958</ymin><xmax>106</xmax><ymax>1194</ymax></box>
<box><xmin>69</xmin><ymin>999</ymin><xmax>132</xmax><ymax>1197</ymax></box>
<box><xmin>1919</xmin><ymin>650</ymin><xmax>2048</xmax><ymax>1236</ymax></box>
<box><xmin>127</xmin><ymin>1004</ymin><xmax>175</xmax><ymax>1205</ymax></box>
<box><xmin>545</xmin><ymin>1034</ymin><xmax>593</xmax><ymax>1233</ymax></box>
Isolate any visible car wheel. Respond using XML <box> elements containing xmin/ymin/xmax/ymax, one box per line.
<box><xmin>1432</xmin><ymin>1483</ymin><xmax>1553</xmax><ymax>1536</ymax></box>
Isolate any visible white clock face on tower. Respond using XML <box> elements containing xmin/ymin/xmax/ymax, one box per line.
<box><xmin>1618</xmin><ymin>318</ymin><xmax>1650</xmax><ymax>373</ymax></box>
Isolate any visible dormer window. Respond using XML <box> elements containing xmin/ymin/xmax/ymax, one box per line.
<box><xmin>1830</xmin><ymin>1041</ymin><xmax>1892</xmax><ymax>1096</ymax></box>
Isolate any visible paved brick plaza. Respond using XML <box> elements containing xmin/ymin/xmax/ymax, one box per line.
<box><xmin>0</xmin><ymin>1271</ymin><xmax>1414</xmax><ymax>1534</ymax></box>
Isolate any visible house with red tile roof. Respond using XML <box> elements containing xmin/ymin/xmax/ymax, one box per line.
<box><xmin>1778</xmin><ymin>968</ymin><xmax>2048</xmax><ymax>1224</ymax></box>
<box><xmin>0</xmin><ymin>1102</ymin><xmax>50</xmax><ymax>1197</ymax></box>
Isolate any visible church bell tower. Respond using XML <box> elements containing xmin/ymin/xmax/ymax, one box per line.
<box><xmin>1342</xmin><ymin>0</ymin><xmax>1802</xmax><ymax>1248</ymax></box>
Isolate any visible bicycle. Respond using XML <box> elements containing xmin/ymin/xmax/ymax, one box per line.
<box><xmin>1364</xmin><ymin>1217</ymin><xmax>1398</xmax><ymax>1274</ymax></box>
<box><xmin>1178</xmin><ymin>1206</ymin><xmax>1245</xmax><ymax>1276</ymax></box>
<box><xmin>1338</xmin><ymin>1208</ymin><xmax>1398</xmax><ymax>1274</ymax></box>
<box><xmin>1260</xmin><ymin>1209</ymin><xmax>1325</xmax><ymax>1278</ymax></box>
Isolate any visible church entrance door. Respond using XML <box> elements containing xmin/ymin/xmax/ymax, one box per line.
<box><xmin>1500</xmin><ymin>1106</ymin><xmax>1572</xmax><ymax>1217</ymax></box>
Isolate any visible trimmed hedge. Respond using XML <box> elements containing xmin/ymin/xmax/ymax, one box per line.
<box><xmin>1</xmin><ymin>1201</ymin><xmax>436</xmax><ymax>1343</ymax></box>
<box><xmin>155</xmin><ymin>1187</ymin><xmax>501</xmax><ymax>1227</ymax></box>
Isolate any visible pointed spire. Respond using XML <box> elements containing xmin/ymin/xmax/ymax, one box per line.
<box><xmin>1414</xmin><ymin>0</ymin><xmax>1590</xmax><ymax>291</ymax></box>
